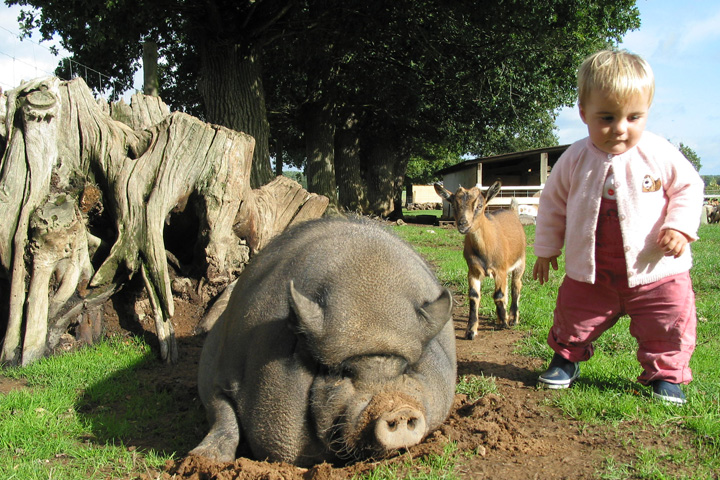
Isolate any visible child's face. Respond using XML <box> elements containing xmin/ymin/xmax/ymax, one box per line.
<box><xmin>579</xmin><ymin>88</ymin><xmax>651</xmax><ymax>155</ymax></box>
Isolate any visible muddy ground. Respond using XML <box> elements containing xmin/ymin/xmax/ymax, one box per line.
<box><xmin>99</xmin><ymin>287</ymin><xmax>695</xmax><ymax>480</ymax></box>
<box><xmin>1</xmin><ymin>259</ymin><xmax>699</xmax><ymax>479</ymax></box>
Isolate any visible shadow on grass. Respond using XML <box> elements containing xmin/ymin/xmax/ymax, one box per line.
<box><xmin>74</xmin><ymin>335</ymin><xmax>207</xmax><ymax>457</ymax></box>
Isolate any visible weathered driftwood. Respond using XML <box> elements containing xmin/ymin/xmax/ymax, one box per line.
<box><xmin>234</xmin><ymin>175</ymin><xmax>330</xmax><ymax>254</ymax></box>
<box><xmin>198</xmin><ymin>176</ymin><xmax>329</xmax><ymax>333</ymax></box>
<box><xmin>0</xmin><ymin>76</ymin><xmax>327</xmax><ymax>366</ymax></box>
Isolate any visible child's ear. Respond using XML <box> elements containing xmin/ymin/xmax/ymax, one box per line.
<box><xmin>578</xmin><ymin>103</ymin><xmax>588</xmax><ymax>124</ymax></box>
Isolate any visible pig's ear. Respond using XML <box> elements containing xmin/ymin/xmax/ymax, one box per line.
<box><xmin>288</xmin><ymin>280</ymin><xmax>324</xmax><ymax>338</ymax></box>
<box><xmin>418</xmin><ymin>287</ymin><xmax>453</xmax><ymax>339</ymax></box>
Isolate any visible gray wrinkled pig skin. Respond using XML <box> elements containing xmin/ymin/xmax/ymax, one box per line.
<box><xmin>190</xmin><ymin>217</ymin><xmax>457</xmax><ymax>467</ymax></box>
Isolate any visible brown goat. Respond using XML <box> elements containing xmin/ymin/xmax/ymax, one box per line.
<box><xmin>434</xmin><ymin>181</ymin><xmax>526</xmax><ymax>339</ymax></box>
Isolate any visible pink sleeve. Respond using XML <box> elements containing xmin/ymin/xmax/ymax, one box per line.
<box><xmin>534</xmin><ymin>153</ymin><xmax>571</xmax><ymax>258</ymax></box>
<box><xmin>660</xmin><ymin>145</ymin><xmax>704</xmax><ymax>241</ymax></box>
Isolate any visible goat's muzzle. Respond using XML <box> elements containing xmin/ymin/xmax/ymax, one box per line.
<box><xmin>456</xmin><ymin>222</ymin><xmax>471</xmax><ymax>234</ymax></box>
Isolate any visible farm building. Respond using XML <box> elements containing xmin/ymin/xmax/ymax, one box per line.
<box><xmin>435</xmin><ymin>144</ymin><xmax>570</xmax><ymax>219</ymax></box>
<box><xmin>407</xmin><ymin>184</ymin><xmax>443</xmax><ymax>205</ymax></box>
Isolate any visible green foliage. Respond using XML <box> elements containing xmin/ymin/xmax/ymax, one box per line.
<box><xmin>9</xmin><ymin>0</ymin><xmax>640</xmax><ymax>199</ymax></box>
<box><xmin>677</xmin><ymin>142</ymin><xmax>702</xmax><ymax>172</ymax></box>
<box><xmin>393</xmin><ymin>221</ymin><xmax>720</xmax><ymax>477</ymax></box>
<box><xmin>702</xmin><ymin>175</ymin><xmax>720</xmax><ymax>196</ymax></box>
<box><xmin>282</xmin><ymin>170</ymin><xmax>307</xmax><ymax>189</ymax></box>
<box><xmin>406</xmin><ymin>147</ymin><xmax>464</xmax><ymax>185</ymax></box>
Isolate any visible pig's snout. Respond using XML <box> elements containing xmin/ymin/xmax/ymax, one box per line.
<box><xmin>374</xmin><ymin>406</ymin><xmax>427</xmax><ymax>450</ymax></box>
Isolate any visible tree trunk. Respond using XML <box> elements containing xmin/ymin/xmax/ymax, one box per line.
<box><xmin>274</xmin><ymin>137</ymin><xmax>284</xmax><ymax>177</ymax></box>
<box><xmin>197</xmin><ymin>42</ymin><xmax>274</xmax><ymax>188</ymax></box>
<box><xmin>335</xmin><ymin>112</ymin><xmax>368</xmax><ymax>213</ymax></box>
<box><xmin>234</xmin><ymin>175</ymin><xmax>329</xmax><ymax>255</ymax></box>
<box><xmin>389</xmin><ymin>153</ymin><xmax>409</xmax><ymax>220</ymax></box>
<box><xmin>302</xmin><ymin>101</ymin><xmax>338</xmax><ymax>208</ymax></box>
<box><xmin>142</xmin><ymin>40</ymin><xmax>159</xmax><ymax>97</ymax></box>
<box><xmin>365</xmin><ymin>135</ymin><xmax>396</xmax><ymax>217</ymax></box>
<box><xmin>362</xmin><ymin>130</ymin><xmax>410</xmax><ymax>218</ymax></box>
<box><xmin>0</xmin><ymin>76</ymin><xmax>327</xmax><ymax>366</ymax></box>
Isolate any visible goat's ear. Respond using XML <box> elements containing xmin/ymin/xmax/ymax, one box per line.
<box><xmin>434</xmin><ymin>183</ymin><xmax>453</xmax><ymax>201</ymax></box>
<box><xmin>485</xmin><ymin>181</ymin><xmax>502</xmax><ymax>202</ymax></box>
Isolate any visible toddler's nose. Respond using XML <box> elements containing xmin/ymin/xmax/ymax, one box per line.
<box><xmin>612</xmin><ymin>119</ymin><xmax>628</xmax><ymax>135</ymax></box>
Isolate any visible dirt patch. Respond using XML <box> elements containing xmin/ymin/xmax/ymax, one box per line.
<box><xmin>0</xmin><ymin>375</ymin><xmax>27</xmax><ymax>394</ymax></box>
<box><xmin>120</xmin><ymin>293</ymin><xmax>650</xmax><ymax>480</ymax></box>
<box><xmin>2</xmin><ymin>285</ymin><xmax>699</xmax><ymax>479</ymax></box>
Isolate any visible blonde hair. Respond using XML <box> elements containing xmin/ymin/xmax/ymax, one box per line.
<box><xmin>577</xmin><ymin>49</ymin><xmax>654</xmax><ymax>106</ymax></box>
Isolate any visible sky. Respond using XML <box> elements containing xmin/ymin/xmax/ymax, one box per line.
<box><xmin>1</xmin><ymin>1</ymin><xmax>719</xmax><ymax>174</ymax></box>
<box><xmin>555</xmin><ymin>0</ymin><xmax>720</xmax><ymax>175</ymax></box>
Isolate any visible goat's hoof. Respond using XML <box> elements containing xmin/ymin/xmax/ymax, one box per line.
<box><xmin>465</xmin><ymin>331</ymin><xmax>477</xmax><ymax>340</ymax></box>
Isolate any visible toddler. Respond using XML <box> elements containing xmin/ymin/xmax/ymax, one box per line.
<box><xmin>533</xmin><ymin>49</ymin><xmax>704</xmax><ymax>404</ymax></box>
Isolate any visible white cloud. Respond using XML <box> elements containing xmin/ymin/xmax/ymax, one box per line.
<box><xmin>678</xmin><ymin>9</ymin><xmax>720</xmax><ymax>51</ymax></box>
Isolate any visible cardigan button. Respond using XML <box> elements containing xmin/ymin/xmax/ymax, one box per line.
<box><xmin>624</xmin><ymin>246</ymin><xmax>630</xmax><ymax>252</ymax></box>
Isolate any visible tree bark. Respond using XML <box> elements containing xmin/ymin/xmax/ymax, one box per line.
<box><xmin>198</xmin><ymin>42</ymin><xmax>274</xmax><ymax>188</ymax></box>
<box><xmin>335</xmin><ymin>112</ymin><xmax>368</xmax><ymax>213</ymax></box>
<box><xmin>0</xmin><ymin>76</ymin><xmax>327</xmax><ymax>366</ymax></box>
<box><xmin>302</xmin><ymin>101</ymin><xmax>338</xmax><ymax>208</ymax></box>
<box><xmin>365</xmin><ymin>136</ymin><xmax>396</xmax><ymax>217</ymax></box>
<box><xmin>234</xmin><ymin>175</ymin><xmax>329</xmax><ymax>255</ymax></box>
<box><xmin>142</xmin><ymin>40</ymin><xmax>159</xmax><ymax>97</ymax></box>
<box><xmin>274</xmin><ymin>137</ymin><xmax>284</xmax><ymax>177</ymax></box>
<box><xmin>0</xmin><ymin>77</ymin><xmax>255</xmax><ymax>365</ymax></box>
<box><xmin>363</xmin><ymin>132</ymin><xmax>410</xmax><ymax>218</ymax></box>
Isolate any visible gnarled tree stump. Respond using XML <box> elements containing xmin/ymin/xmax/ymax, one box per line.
<box><xmin>0</xmin><ymin>76</ymin><xmax>327</xmax><ymax>366</ymax></box>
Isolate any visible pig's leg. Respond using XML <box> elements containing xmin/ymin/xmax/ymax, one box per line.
<box><xmin>190</xmin><ymin>393</ymin><xmax>240</xmax><ymax>462</ymax></box>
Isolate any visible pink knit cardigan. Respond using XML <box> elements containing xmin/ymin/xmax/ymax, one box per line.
<box><xmin>534</xmin><ymin>132</ymin><xmax>704</xmax><ymax>287</ymax></box>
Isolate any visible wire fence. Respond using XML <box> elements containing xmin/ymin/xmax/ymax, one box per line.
<box><xmin>0</xmin><ymin>23</ymin><xmax>130</xmax><ymax>99</ymax></box>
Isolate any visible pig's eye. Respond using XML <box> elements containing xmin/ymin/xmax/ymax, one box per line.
<box><xmin>328</xmin><ymin>362</ymin><xmax>354</xmax><ymax>379</ymax></box>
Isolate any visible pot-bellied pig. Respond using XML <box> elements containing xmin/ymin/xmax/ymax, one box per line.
<box><xmin>190</xmin><ymin>217</ymin><xmax>456</xmax><ymax>467</ymax></box>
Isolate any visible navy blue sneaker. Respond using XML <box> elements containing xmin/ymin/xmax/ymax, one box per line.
<box><xmin>651</xmin><ymin>380</ymin><xmax>686</xmax><ymax>405</ymax></box>
<box><xmin>538</xmin><ymin>353</ymin><xmax>580</xmax><ymax>389</ymax></box>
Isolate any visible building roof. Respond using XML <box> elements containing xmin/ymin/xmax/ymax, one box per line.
<box><xmin>436</xmin><ymin>144</ymin><xmax>570</xmax><ymax>176</ymax></box>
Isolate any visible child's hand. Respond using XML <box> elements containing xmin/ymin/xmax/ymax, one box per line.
<box><xmin>657</xmin><ymin>229</ymin><xmax>690</xmax><ymax>258</ymax></box>
<box><xmin>533</xmin><ymin>256</ymin><xmax>559</xmax><ymax>285</ymax></box>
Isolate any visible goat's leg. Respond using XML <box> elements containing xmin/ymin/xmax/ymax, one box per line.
<box><xmin>466</xmin><ymin>272</ymin><xmax>482</xmax><ymax>340</ymax></box>
<box><xmin>508</xmin><ymin>267</ymin><xmax>523</xmax><ymax>327</ymax></box>
<box><xmin>492</xmin><ymin>271</ymin><xmax>509</xmax><ymax>328</ymax></box>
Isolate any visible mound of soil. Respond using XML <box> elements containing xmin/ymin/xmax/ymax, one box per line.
<box><xmin>3</xmin><ymin>283</ymin><xmax>698</xmax><ymax>479</ymax></box>
<box><xmin>120</xmin><ymin>292</ymin><xmax>638</xmax><ymax>480</ymax></box>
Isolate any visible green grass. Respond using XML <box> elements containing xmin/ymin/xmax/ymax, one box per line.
<box><xmin>393</xmin><ymin>221</ymin><xmax>720</xmax><ymax>478</ymax></box>
<box><xmin>2</xmin><ymin>220</ymin><xmax>719</xmax><ymax>479</ymax></box>
<box><xmin>455</xmin><ymin>374</ymin><xmax>499</xmax><ymax>402</ymax></box>
<box><xmin>402</xmin><ymin>209</ymin><xmax>442</xmax><ymax>218</ymax></box>
<box><xmin>0</xmin><ymin>336</ymin><xmax>202</xmax><ymax>479</ymax></box>
<box><xmin>355</xmin><ymin>442</ymin><xmax>461</xmax><ymax>480</ymax></box>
